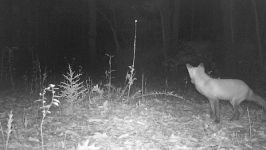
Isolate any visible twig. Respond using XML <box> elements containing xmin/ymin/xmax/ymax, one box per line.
<box><xmin>141</xmin><ymin>73</ymin><xmax>144</xmax><ymax>102</ymax></box>
<box><xmin>134</xmin><ymin>91</ymin><xmax>186</xmax><ymax>101</ymax></box>
<box><xmin>105</xmin><ymin>54</ymin><xmax>114</xmax><ymax>100</ymax></box>
<box><xmin>0</xmin><ymin>122</ymin><xmax>5</xmax><ymax>150</ymax></box>
<box><xmin>247</xmin><ymin>107</ymin><xmax>252</xmax><ymax>138</ymax></box>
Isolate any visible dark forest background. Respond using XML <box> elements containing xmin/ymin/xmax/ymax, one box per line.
<box><xmin>1</xmin><ymin>0</ymin><xmax>266</xmax><ymax>89</ymax></box>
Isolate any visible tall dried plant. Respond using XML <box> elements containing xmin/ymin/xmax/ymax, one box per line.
<box><xmin>36</xmin><ymin>84</ymin><xmax>60</xmax><ymax>150</ymax></box>
<box><xmin>105</xmin><ymin>54</ymin><xmax>114</xmax><ymax>100</ymax></box>
<box><xmin>126</xmin><ymin>20</ymin><xmax>138</xmax><ymax>100</ymax></box>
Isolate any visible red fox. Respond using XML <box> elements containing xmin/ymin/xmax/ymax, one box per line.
<box><xmin>186</xmin><ymin>63</ymin><xmax>266</xmax><ymax>123</ymax></box>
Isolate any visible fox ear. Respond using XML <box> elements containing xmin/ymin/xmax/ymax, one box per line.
<box><xmin>186</xmin><ymin>64</ymin><xmax>192</xmax><ymax>68</ymax></box>
<box><xmin>199</xmin><ymin>63</ymin><xmax>204</xmax><ymax>67</ymax></box>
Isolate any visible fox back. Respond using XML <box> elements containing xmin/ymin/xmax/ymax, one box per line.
<box><xmin>187</xmin><ymin>64</ymin><xmax>251</xmax><ymax>101</ymax></box>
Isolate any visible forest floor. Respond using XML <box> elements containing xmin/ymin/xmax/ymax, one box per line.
<box><xmin>0</xmin><ymin>86</ymin><xmax>266</xmax><ymax>150</ymax></box>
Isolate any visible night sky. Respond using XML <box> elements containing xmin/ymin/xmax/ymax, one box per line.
<box><xmin>1</xmin><ymin>0</ymin><xmax>266</xmax><ymax>85</ymax></box>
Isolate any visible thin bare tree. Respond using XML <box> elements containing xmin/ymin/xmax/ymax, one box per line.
<box><xmin>88</xmin><ymin>0</ymin><xmax>97</xmax><ymax>68</ymax></box>
<box><xmin>250</xmin><ymin>0</ymin><xmax>264</xmax><ymax>69</ymax></box>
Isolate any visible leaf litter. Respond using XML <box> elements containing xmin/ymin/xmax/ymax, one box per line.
<box><xmin>0</xmin><ymin>91</ymin><xmax>265</xmax><ymax>149</ymax></box>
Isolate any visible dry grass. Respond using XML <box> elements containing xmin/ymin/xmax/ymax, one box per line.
<box><xmin>0</xmin><ymin>85</ymin><xmax>266</xmax><ymax>149</ymax></box>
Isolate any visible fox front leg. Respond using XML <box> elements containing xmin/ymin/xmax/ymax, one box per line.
<box><xmin>209</xmin><ymin>102</ymin><xmax>215</xmax><ymax>119</ymax></box>
<box><xmin>214</xmin><ymin>99</ymin><xmax>220</xmax><ymax>123</ymax></box>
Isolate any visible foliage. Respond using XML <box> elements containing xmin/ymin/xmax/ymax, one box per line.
<box><xmin>0</xmin><ymin>110</ymin><xmax>14</xmax><ymax>150</ymax></box>
<box><xmin>59</xmin><ymin>64</ymin><xmax>87</xmax><ymax>104</ymax></box>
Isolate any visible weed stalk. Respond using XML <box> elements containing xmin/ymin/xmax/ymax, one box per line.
<box><xmin>126</xmin><ymin>20</ymin><xmax>138</xmax><ymax>100</ymax></box>
<box><xmin>37</xmin><ymin>84</ymin><xmax>60</xmax><ymax>150</ymax></box>
<box><xmin>0</xmin><ymin>122</ymin><xmax>4</xmax><ymax>150</ymax></box>
<box><xmin>105</xmin><ymin>54</ymin><xmax>114</xmax><ymax>100</ymax></box>
<box><xmin>5</xmin><ymin>110</ymin><xmax>13</xmax><ymax>150</ymax></box>
<box><xmin>247</xmin><ymin>107</ymin><xmax>252</xmax><ymax>138</ymax></box>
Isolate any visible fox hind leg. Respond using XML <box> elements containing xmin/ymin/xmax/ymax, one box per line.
<box><xmin>230</xmin><ymin>99</ymin><xmax>241</xmax><ymax>121</ymax></box>
<box><xmin>209</xmin><ymin>99</ymin><xmax>220</xmax><ymax>123</ymax></box>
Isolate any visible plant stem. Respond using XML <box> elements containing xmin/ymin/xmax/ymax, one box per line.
<box><xmin>40</xmin><ymin>116</ymin><xmax>44</xmax><ymax>150</ymax></box>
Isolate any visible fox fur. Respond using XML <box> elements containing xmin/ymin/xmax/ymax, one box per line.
<box><xmin>186</xmin><ymin>63</ymin><xmax>266</xmax><ymax>123</ymax></box>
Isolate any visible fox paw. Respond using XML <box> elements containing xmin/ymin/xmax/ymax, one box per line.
<box><xmin>230</xmin><ymin>114</ymin><xmax>240</xmax><ymax>121</ymax></box>
<box><xmin>214</xmin><ymin>118</ymin><xmax>220</xmax><ymax>123</ymax></box>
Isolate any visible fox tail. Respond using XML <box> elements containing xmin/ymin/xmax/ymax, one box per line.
<box><xmin>248</xmin><ymin>93</ymin><xmax>266</xmax><ymax>109</ymax></box>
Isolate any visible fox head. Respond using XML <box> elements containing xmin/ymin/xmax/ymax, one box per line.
<box><xmin>186</xmin><ymin>63</ymin><xmax>205</xmax><ymax>84</ymax></box>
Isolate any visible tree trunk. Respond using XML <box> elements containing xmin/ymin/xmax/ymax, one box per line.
<box><xmin>250</xmin><ymin>0</ymin><xmax>264</xmax><ymax>69</ymax></box>
<box><xmin>88</xmin><ymin>0</ymin><xmax>97</xmax><ymax>69</ymax></box>
<box><xmin>98</xmin><ymin>8</ymin><xmax>123</xmax><ymax>74</ymax></box>
<box><xmin>110</xmin><ymin>7</ymin><xmax>121</xmax><ymax>56</ymax></box>
<box><xmin>110</xmin><ymin>11</ymin><xmax>123</xmax><ymax>77</ymax></box>
<box><xmin>220</xmin><ymin>0</ymin><xmax>234</xmax><ymax>45</ymax></box>
<box><xmin>172</xmin><ymin>0</ymin><xmax>180</xmax><ymax>43</ymax></box>
<box><xmin>229</xmin><ymin>0</ymin><xmax>234</xmax><ymax>44</ymax></box>
<box><xmin>190</xmin><ymin>0</ymin><xmax>195</xmax><ymax>41</ymax></box>
<box><xmin>160</xmin><ymin>12</ymin><xmax>168</xmax><ymax>60</ymax></box>
<box><xmin>220</xmin><ymin>0</ymin><xmax>235</xmax><ymax>73</ymax></box>
<box><xmin>158</xmin><ymin>0</ymin><xmax>173</xmax><ymax>84</ymax></box>
<box><xmin>159</xmin><ymin>0</ymin><xmax>171</xmax><ymax>60</ymax></box>
<box><xmin>97</xmin><ymin>10</ymin><xmax>121</xmax><ymax>55</ymax></box>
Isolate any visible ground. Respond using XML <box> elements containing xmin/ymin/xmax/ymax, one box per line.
<box><xmin>0</xmin><ymin>88</ymin><xmax>266</xmax><ymax>150</ymax></box>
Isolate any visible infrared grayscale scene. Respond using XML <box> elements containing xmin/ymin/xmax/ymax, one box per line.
<box><xmin>1</xmin><ymin>0</ymin><xmax>266</xmax><ymax>149</ymax></box>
